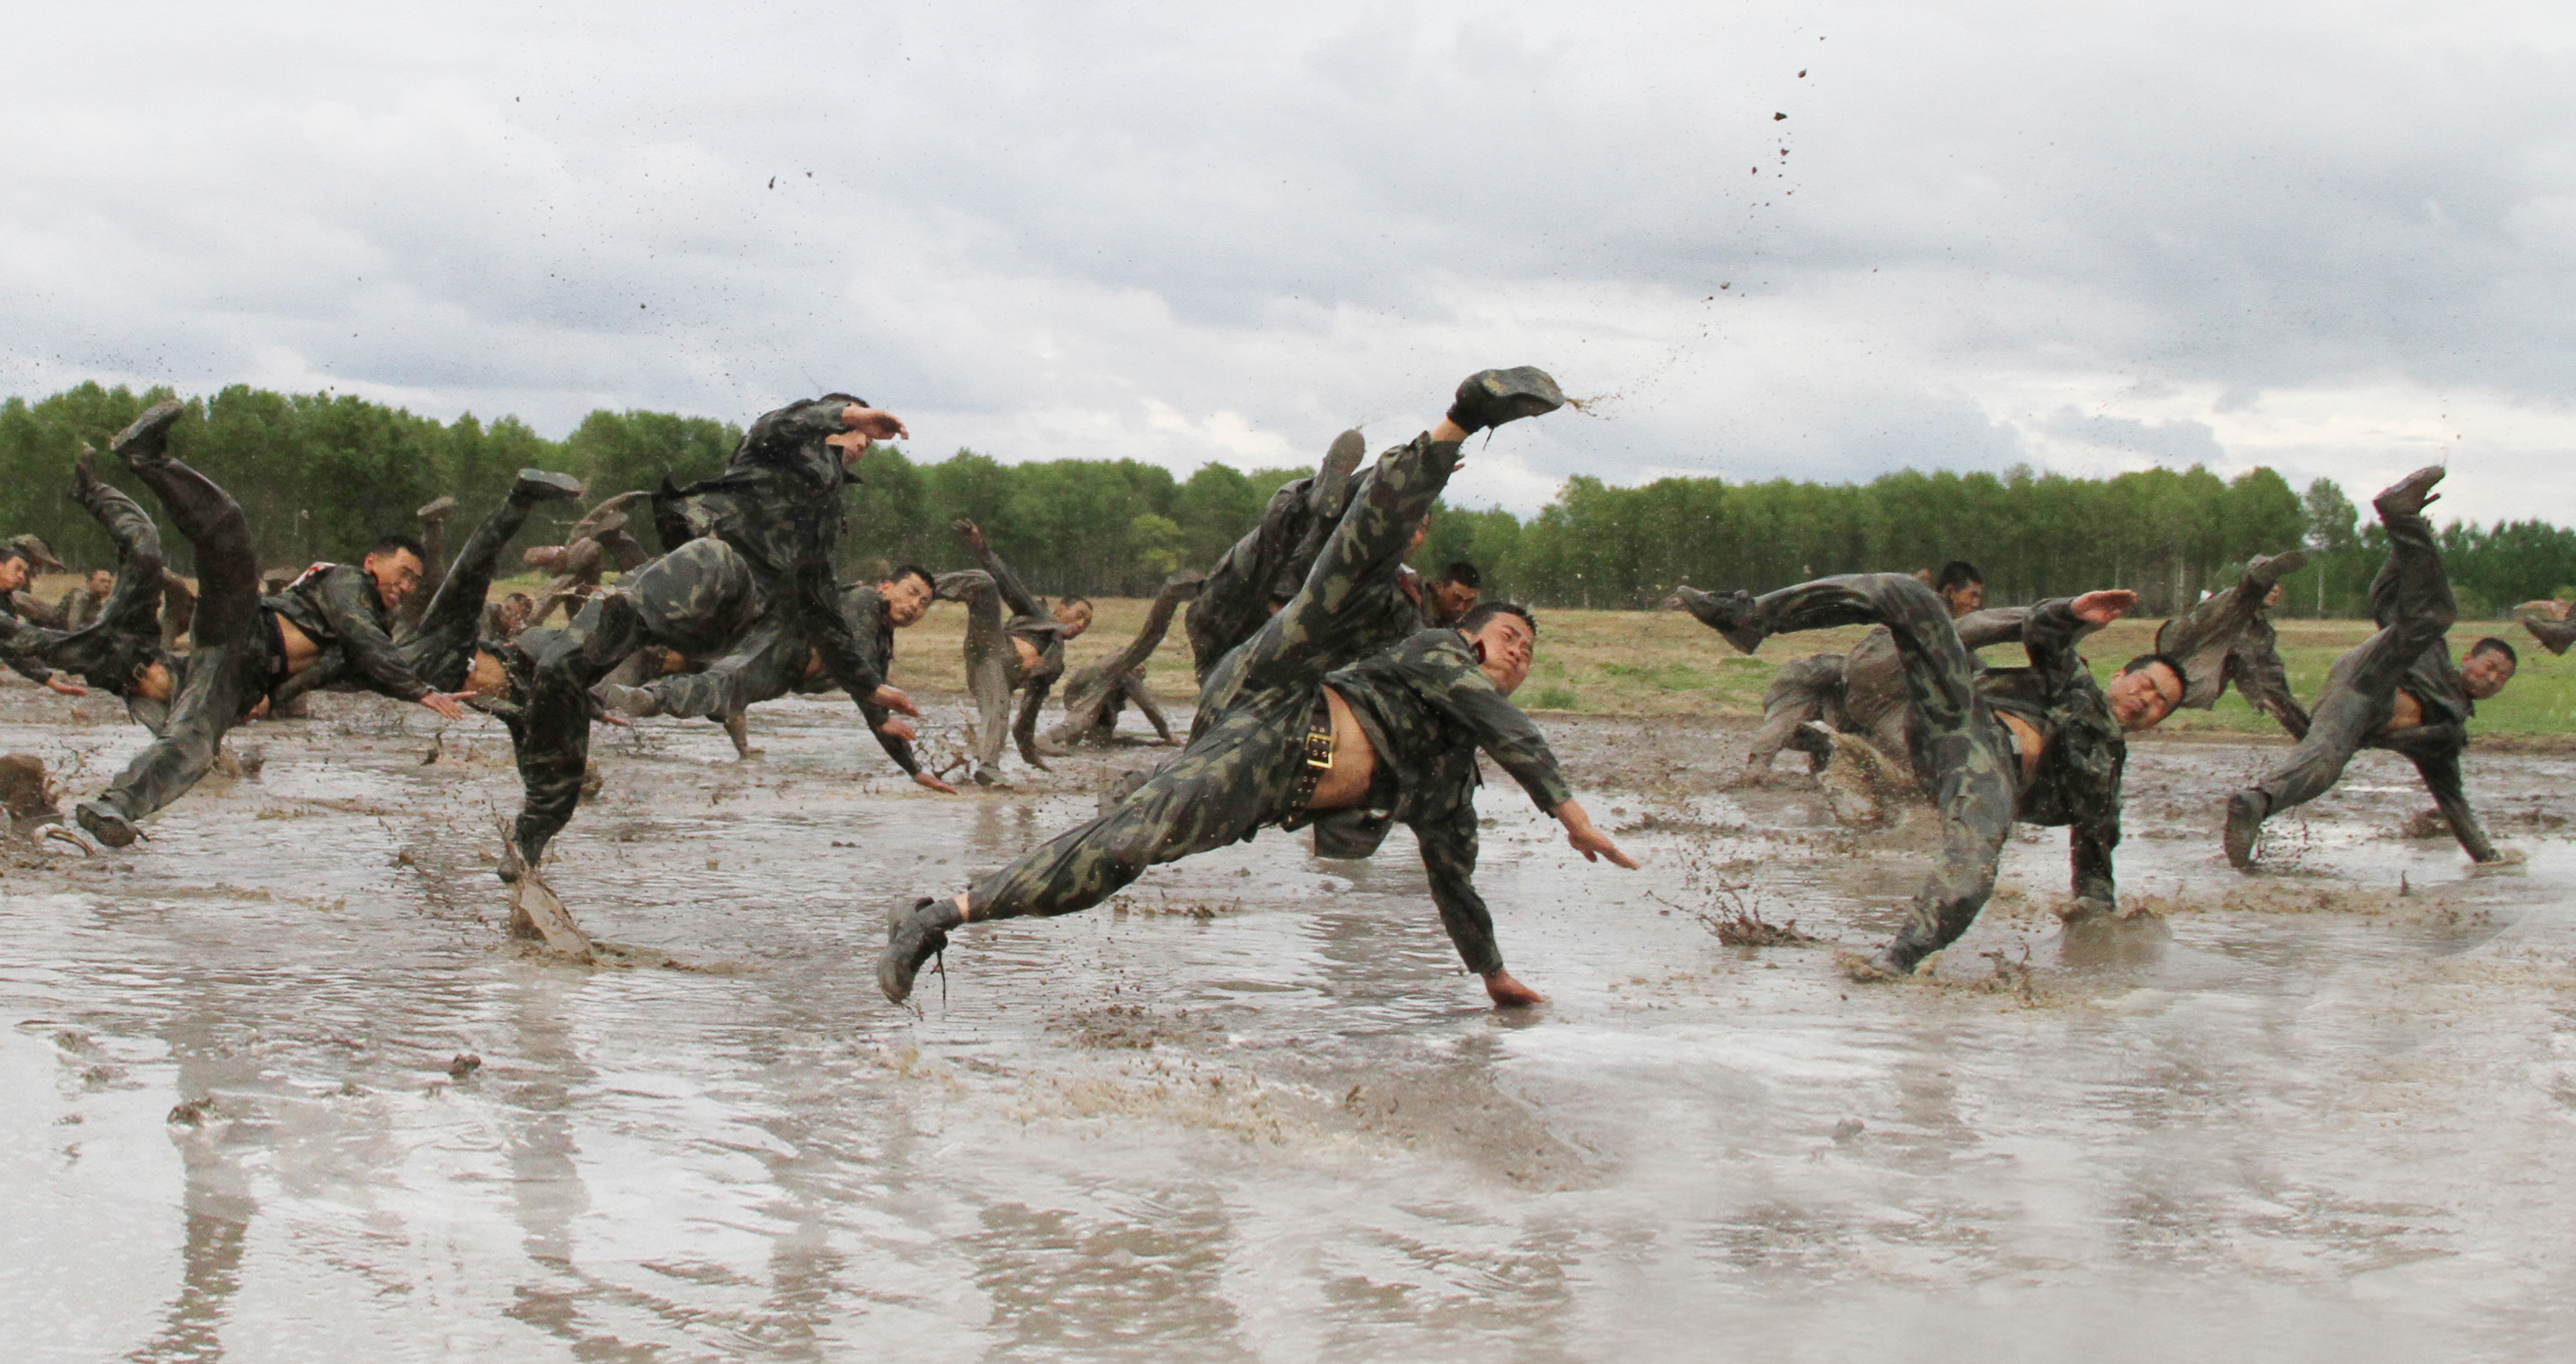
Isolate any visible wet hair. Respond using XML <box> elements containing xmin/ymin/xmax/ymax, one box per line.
<box><xmin>1440</xmin><ymin>561</ymin><xmax>1483</xmax><ymax>589</ymax></box>
<box><xmin>1458</xmin><ymin>601</ymin><xmax>1536</xmax><ymax>636</ymax></box>
<box><xmin>818</xmin><ymin>392</ymin><xmax>866</xmax><ymax>406</ymax></box>
<box><xmin>367</xmin><ymin>534</ymin><xmax>428</xmax><ymax>564</ymax></box>
<box><xmin>2469</xmin><ymin>636</ymin><xmax>2519</xmax><ymax>668</ymax></box>
<box><xmin>882</xmin><ymin>564</ymin><xmax>936</xmax><ymax>594</ymax></box>
<box><xmin>0</xmin><ymin>546</ymin><xmax>29</xmax><ymax>574</ymax></box>
<box><xmin>1934</xmin><ymin>560</ymin><xmax>1985</xmax><ymax>593</ymax></box>
<box><xmin>2119</xmin><ymin>652</ymin><xmax>2190</xmax><ymax>698</ymax></box>
<box><xmin>1056</xmin><ymin>596</ymin><xmax>1094</xmax><ymax>615</ymax></box>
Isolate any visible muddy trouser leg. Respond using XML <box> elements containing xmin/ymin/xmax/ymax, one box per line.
<box><xmin>1748</xmin><ymin>655</ymin><xmax>1842</xmax><ymax>775</ymax></box>
<box><xmin>74</xmin><ymin>472</ymin><xmax>169</xmax><ymax>654</ymax></box>
<box><xmin>631</xmin><ymin>614</ymin><xmax>802</xmax><ymax>720</ymax></box>
<box><xmin>1750</xmin><ymin>575</ymin><xmax>2020</xmax><ymax>965</ymax></box>
<box><xmin>97</xmin><ymin>456</ymin><xmax>263</xmax><ymax>823</ymax></box>
<box><xmin>2254</xmin><ymin>512</ymin><xmax>2451</xmax><ymax>814</ymax></box>
<box><xmin>967</xmin><ymin>699</ymin><xmax>1297</xmax><ymax>920</ymax></box>
<box><xmin>399</xmin><ymin>497</ymin><xmax>538</xmax><ymax>692</ymax></box>
<box><xmin>935</xmin><ymin>570</ymin><xmax>1014</xmax><ymax>769</ymax></box>
<box><xmin>512</xmin><ymin>595</ymin><xmax>650</xmax><ymax>864</ymax></box>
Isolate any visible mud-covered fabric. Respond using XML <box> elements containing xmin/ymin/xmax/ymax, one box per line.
<box><xmin>1046</xmin><ymin>575</ymin><xmax>1195</xmax><ymax>748</ymax></box>
<box><xmin>0</xmin><ymin>464</ymin><xmax>178</xmax><ymax>697</ymax></box>
<box><xmin>57</xmin><ymin>587</ymin><xmax>109</xmax><ymax>633</ymax></box>
<box><xmin>2521</xmin><ymin>612</ymin><xmax>2575</xmax><ymax>657</ymax></box>
<box><xmin>2154</xmin><ymin>556</ymin><xmax>2302</xmax><ymax>713</ymax></box>
<box><xmin>1746</xmin><ymin>653</ymin><xmax>1852</xmax><ymax>775</ymax></box>
<box><xmin>650</xmin><ymin>397</ymin><xmax>887</xmax><ymax>707</ymax></box>
<box><xmin>273</xmin><ymin>493</ymin><xmax>544</xmax><ymax>705</ymax></box>
<box><xmin>266</xmin><ymin>564</ymin><xmax>431</xmax><ymax>703</ymax></box>
<box><xmin>967</xmin><ymin>433</ymin><xmax>1559</xmax><ymax>976</ymax></box>
<box><xmin>1185</xmin><ymin>475</ymin><xmax>1321</xmax><ymax>685</ymax></box>
<box><xmin>780</xmin><ymin>579</ymin><xmax>919</xmax><ymax>776</ymax></box>
<box><xmin>91</xmin><ymin>452</ymin><xmax>270</xmax><ymax>825</ymax></box>
<box><xmin>2221</xmin><ymin>614</ymin><xmax>2307</xmax><ymax>733</ymax></box>
<box><xmin>2247</xmin><ymin>506</ymin><xmax>2494</xmax><ymax>860</ymax></box>
<box><xmin>936</xmin><ymin>547</ymin><xmax>1063</xmax><ymax>771</ymax></box>
<box><xmin>0</xmin><ymin>593</ymin><xmax>57</xmax><ymax>684</ymax></box>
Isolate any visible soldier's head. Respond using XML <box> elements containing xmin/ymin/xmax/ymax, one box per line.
<box><xmin>0</xmin><ymin>547</ymin><xmax>30</xmax><ymax>594</ymax></box>
<box><xmin>2109</xmin><ymin>653</ymin><xmax>2187</xmax><ymax>731</ymax></box>
<box><xmin>86</xmin><ymin>569</ymin><xmax>114</xmax><ymax>597</ymax></box>
<box><xmin>465</xmin><ymin>648</ymin><xmax>514</xmax><ymax>702</ymax></box>
<box><xmin>362</xmin><ymin>535</ymin><xmax>429</xmax><ymax>610</ymax></box>
<box><xmin>2464</xmin><ymin>637</ymin><xmax>2519</xmax><ymax>700</ymax></box>
<box><xmin>1934</xmin><ymin>561</ymin><xmax>1985</xmax><ymax>617</ymax></box>
<box><xmin>1431</xmin><ymin>561</ymin><xmax>1482</xmax><ymax>621</ymax></box>
<box><xmin>1459</xmin><ymin>601</ymin><xmax>1537</xmax><ymax>696</ymax></box>
<box><xmin>1054</xmin><ymin>596</ymin><xmax>1094</xmax><ymax>640</ymax></box>
<box><xmin>880</xmin><ymin>564</ymin><xmax>936</xmax><ymax>628</ymax></box>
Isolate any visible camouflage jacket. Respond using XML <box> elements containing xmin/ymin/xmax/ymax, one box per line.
<box><xmin>653</xmin><ymin>398</ymin><xmax>887</xmax><ymax>705</ymax></box>
<box><xmin>1304</xmin><ymin>628</ymin><xmax>1577</xmax><ymax>976</ymax></box>
<box><xmin>266</xmin><ymin>564</ymin><xmax>432</xmax><ymax>702</ymax></box>
<box><xmin>1975</xmin><ymin>597</ymin><xmax>2123</xmax><ymax>900</ymax></box>
<box><xmin>0</xmin><ymin>594</ymin><xmax>59</xmax><ymax>684</ymax></box>
<box><xmin>790</xmin><ymin>581</ymin><xmax>921</xmax><ymax>776</ymax></box>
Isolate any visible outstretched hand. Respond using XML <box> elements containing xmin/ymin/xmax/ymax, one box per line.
<box><xmin>1482</xmin><ymin>968</ymin><xmax>1546</xmax><ymax>1008</ymax></box>
<box><xmin>840</xmin><ymin>405</ymin><xmax>909</xmax><ymax>442</ymax></box>
<box><xmin>420</xmin><ymin>691</ymin><xmax>471</xmax><ymax>721</ymax></box>
<box><xmin>1556</xmin><ymin>799</ymin><xmax>1640</xmax><ymax>869</ymax></box>
<box><xmin>951</xmin><ymin>518</ymin><xmax>985</xmax><ymax>548</ymax></box>
<box><xmin>912</xmin><ymin>771</ymin><xmax>960</xmax><ymax>795</ymax></box>
<box><xmin>42</xmin><ymin>675</ymin><xmax>86</xmax><ymax>697</ymax></box>
<box><xmin>2071</xmin><ymin>589</ymin><xmax>2139</xmax><ymax>627</ymax></box>
<box><xmin>878</xmin><ymin>715</ymin><xmax>918</xmax><ymax>744</ymax></box>
<box><xmin>870</xmin><ymin>683</ymin><xmax>921</xmax><ymax>718</ymax></box>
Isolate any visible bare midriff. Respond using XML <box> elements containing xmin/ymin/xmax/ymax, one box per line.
<box><xmin>1305</xmin><ymin>686</ymin><xmax>1378</xmax><ymax>811</ymax></box>
<box><xmin>1997</xmin><ymin>711</ymin><xmax>2044</xmax><ymax>785</ymax></box>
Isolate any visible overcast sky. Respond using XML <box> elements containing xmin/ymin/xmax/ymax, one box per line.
<box><xmin>5</xmin><ymin>0</ymin><xmax>2573</xmax><ymax>524</ymax></box>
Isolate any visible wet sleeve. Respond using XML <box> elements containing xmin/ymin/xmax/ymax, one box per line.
<box><xmin>2016</xmin><ymin>598</ymin><xmax>2090</xmax><ymax>691</ymax></box>
<box><xmin>858</xmin><ymin>694</ymin><xmax>924</xmax><ymax>776</ymax></box>
<box><xmin>1413</xmin><ymin>802</ymin><xmax>1504</xmax><ymax>977</ymax></box>
<box><xmin>1953</xmin><ymin>607</ymin><xmax>2029</xmax><ymax>652</ymax></box>
<box><xmin>799</xmin><ymin>559</ymin><xmax>888</xmax><ymax>708</ymax></box>
<box><xmin>1013</xmin><ymin>659</ymin><xmax>1056</xmax><ymax>767</ymax></box>
<box><xmin>0</xmin><ymin>614</ymin><xmax>60</xmax><ymax>684</ymax></box>
<box><xmin>1413</xmin><ymin>642</ymin><xmax>1574</xmax><ymax>814</ymax></box>
<box><xmin>738</xmin><ymin>399</ymin><xmax>857</xmax><ymax>464</ymax></box>
<box><xmin>2406</xmin><ymin>736</ymin><xmax>2499</xmax><ymax>863</ymax></box>
<box><xmin>315</xmin><ymin>573</ymin><xmax>432</xmax><ymax>702</ymax></box>
<box><xmin>965</xmin><ymin>537</ymin><xmax>1048</xmax><ymax>621</ymax></box>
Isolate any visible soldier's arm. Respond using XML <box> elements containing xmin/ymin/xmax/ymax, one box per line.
<box><xmin>799</xmin><ymin>561</ymin><xmax>899</xmax><ymax>714</ymax></box>
<box><xmin>737</xmin><ymin>398</ymin><xmax>859</xmax><ymax>465</ymax></box>
<box><xmin>312</xmin><ymin>572</ymin><xmax>434</xmax><ymax>702</ymax></box>
<box><xmin>2406</xmin><ymin>736</ymin><xmax>2502</xmax><ymax>863</ymax></box>
<box><xmin>1411</xmin><ymin>645</ymin><xmax>1575</xmax><ymax>814</ymax></box>
<box><xmin>2017</xmin><ymin>597</ymin><xmax>2093</xmax><ymax>693</ymax></box>
<box><xmin>1412</xmin><ymin>800</ymin><xmax>1505</xmax><ymax>978</ymax></box>
<box><xmin>955</xmin><ymin>521</ymin><xmax>1049</xmax><ymax>620</ymax></box>
<box><xmin>0</xmin><ymin>615</ymin><xmax>65</xmax><ymax>686</ymax></box>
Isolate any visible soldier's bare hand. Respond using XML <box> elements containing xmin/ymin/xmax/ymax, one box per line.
<box><xmin>878</xmin><ymin>715</ymin><xmax>918</xmax><ymax>743</ymax></box>
<box><xmin>841</xmin><ymin>405</ymin><xmax>909</xmax><ymax>441</ymax></box>
<box><xmin>420</xmin><ymin>691</ymin><xmax>471</xmax><ymax>721</ymax></box>
<box><xmin>2071</xmin><ymin>590</ymin><xmax>2139</xmax><ymax>626</ymax></box>
<box><xmin>1483</xmin><ymin>968</ymin><xmax>1545</xmax><ymax>1008</ymax></box>
<box><xmin>870</xmin><ymin>683</ymin><xmax>921</xmax><ymax>718</ymax></box>
<box><xmin>912</xmin><ymin>771</ymin><xmax>959</xmax><ymax>795</ymax></box>
<box><xmin>1556</xmin><ymin>799</ymin><xmax>1639</xmax><ymax>869</ymax></box>
<box><xmin>42</xmin><ymin>675</ymin><xmax>86</xmax><ymax>697</ymax></box>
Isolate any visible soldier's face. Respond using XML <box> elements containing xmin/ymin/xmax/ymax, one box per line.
<box><xmin>1941</xmin><ymin>582</ymin><xmax>1984</xmax><ymax>617</ymax></box>
<box><xmin>88</xmin><ymin>570</ymin><xmax>114</xmax><ymax>595</ymax></box>
<box><xmin>2108</xmin><ymin>661</ymin><xmax>2183</xmax><ymax>731</ymax></box>
<box><xmin>1469</xmin><ymin>615</ymin><xmax>1536</xmax><ymax>695</ymax></box>
<box><xmin>0</xmin><ymin>557</ymin><xmax>26</xmax><ymax>593</ymax></box>
<box><xmin>2463</xmin><ymin>649</ymin><xmax>2516</xmax><ymax>700</ymax></box>
<box><xmin>2264</xmin><ymin>584</ymin><xmax>2285</xmax><ymax>609</ymax></box>
<box><xmin>881</xmin><ymin>574</ymin><xmax>933</xmax><ymax>627</ymax></box>
<box><xmin>364</xmin><ymin>549</ymin><xmax>425</xmax><ymax>608</ymax></box>
<box><xmin>1436</xmin><ymin>582</ymin><xmax>1479</xmax><ymax>617</ymax></box>
<box><xmin>1054</xmin><ymin>601</ymin><xmax>1093</xmax><ymax>638</ymax></box>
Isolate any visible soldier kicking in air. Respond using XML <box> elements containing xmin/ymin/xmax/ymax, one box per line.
<box><xmin>1679</xmin><ymin>571</ymin><xmax>2186</xmax><ymax>979</ymax></box>
<box><xmin>2222</xmin><ymin>467</ymin><xmax>2517</xmax><ymax>870</ymax></box>
<box><xmin>520</xmin><ymin>396</ymin><xmax>928</xmax><ymax>876</ymax></box>
<box><xmin>1183</xmin><ymin>431</ymin><xmax>1369</xmax><ymax>685</ymax></box>
<box><xmin>65</xmin><ymin>401</ymin><xmax>580</xmax><ymax>846</ymax></box>
<box><xmin>880</xmin><ymin>367</ymin><xmax>1638</xmax><ymax>1011</ymax></box>
<box><xmin>1040</xmin><ymin>570</ymin><xmax>1205</xmax><ymax>751</ymax></box>
<box><xmin>936</xmin><ymin>518</ymin><xmax>1093</xmax><ymax>783</ymax></box>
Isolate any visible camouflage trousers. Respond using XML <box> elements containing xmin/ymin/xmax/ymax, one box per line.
<box><xmin>95</xmin><ymin>454</ymin><xmax>269</xmax><ymax>825</ymax></box>
<box><xmin>0</xmin><ymin>470</ymin><xmax>170</xmax><ymax>695</ymax></box>
<box><xmin>1748</xmin><ymin>573</ymin><xmax>2019</xmax><ymax>962</ymax></box>
<box><xmin>2250</xmin><ymin>509</ymin><xmax>2492</xmax><ymax>859</ymax></box>
<box><xmin>512</xmin><ymin>537</ymin><xmax>764</xmax><ymax>863</ymax></box>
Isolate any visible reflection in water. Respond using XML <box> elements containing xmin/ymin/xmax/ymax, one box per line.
<box><xmin>129</xmin><ymin>1141</ymin><xmax>254</xmax><ymax>1364</ymax></box>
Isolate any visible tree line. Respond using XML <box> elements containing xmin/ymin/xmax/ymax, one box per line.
<box><xmin>3</xmin><ymin>382</ymin><xmax>2568</xmax><ymax>617</ymax></box>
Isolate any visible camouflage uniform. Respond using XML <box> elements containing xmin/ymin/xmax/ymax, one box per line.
<box><xmin>1713</xmin><ymin>576</ymin><xmax>2122</xmax><ymax>971</ymax></box>
<box><xmin>0</xmin><ymin>463</ymin><xmax>174</xmax><ymax>703</ymax></box>
<box><xmin>1043</xmin><ymin>573</ymin><xmax>1201</xmax><ymax>750</ymax></box>
<box><xmin>2151</xmin><ymin>550</ymin><xmax>2307</xmax><ymax>729</ymax></box>
<box><xmin>2235</xmin><ymin>504</ymin><xmax>2496</xmax><ymax>861</ymax></box>
<box><xmin>936</xmin><ymin>535</ymin><xmax>1066</xmax><ymax>775</ymax></box>
<box><xmin>1184</xmin><ymin>431</ymin><xmax>1368</xmax><ymax>685</ymax></box>
<box><xmin>57</xmin><ymin>583</ymin><xmax>110</xmax><ymax>633</ymax></box>
<box><xmin>1732</xmin><ymin>607</ymin><xmax>2034</xmax><ymax>779</ymax></box>
<box><xmin>956</xmin><ymin>433</ymin><xmax>1573</xmax><ymax>977</ymax></box>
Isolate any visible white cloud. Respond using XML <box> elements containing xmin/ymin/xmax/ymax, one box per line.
<box><xmin>4</xmin><ymin>0</ymin><xmax>2575</xmax><ymax>524</ymax></box>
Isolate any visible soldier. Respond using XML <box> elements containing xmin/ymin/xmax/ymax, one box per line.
<box><xmin>0</xmin><ymin>544</ymin><xmax>88</xmax><ymax>695</ymax></box>
<box><xmin>1040</xmin><ymin>570</ymin><xmax>1204</xmax><ymax>751</ymax></box>
<box><xmin>879</xmin><ymin>367</ymin><xmax>1638</xmax><ymax>1011</ymax></box>
<box><xmin>1183</xmin><ymin>431</ymin><xmax>1368</xmax><ymax>685</ymax></box>
<box><xmin>524</xmin><ymin>492</ymin><xmax>653</xmax><ymax>628</ymax></box>
<box><xmin>514</xmin><ymin>396</ymin><xmax>927</xmax><ymax>876</ymax></box>
<box><xmin>57</xmin><ymin>568</ymin><xmax>115</xmax><ymax>632</ymax></box>
<box><xmin>935</xmin><ymin>518</ymin><xmax>1096</xmax><ymax>783</ymax></box>
<box><xmin>4</xmin><ymin>535</ymin><xmax>68</xmax><ymax>628</ymax></box>
<box><xmin>1731</xmin><ymin>599</ymin><xmax>2035</xmax><ymax>785</ymax></box>
<box><xmin>2222</xmin><ymin>467</ymin><xmax>2516</xmax><ymax>870</ymax></box>
<box><xmin>68</xmin><ymin>401</ymin><xmax>582</xmax><ymax>847</ymax></box>
<box><xmin>2151</xmin><ymin>550</ymin><xmax>2309</xmax><ymax>732</ymax></box>
<box><xmin>0</xmin><ymin>446</ymin><xmax>186</xmax><ymax>716</ymax></box>
<box><xmin>1676</xmin><ymin>573</ymin><xmax>2183</xmax><ymax>979</ymax></box>
<box><xmin>1422</xmin><ymin>561</ymin><xmax>1482</xmax><ymax>628</ymax></box>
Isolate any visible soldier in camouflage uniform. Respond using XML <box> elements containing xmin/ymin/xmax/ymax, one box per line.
<box><xmin>1183</xmin><ymin>430</ymin><xmax>1369</xmax><ymax>685</ymax></box>
<box><xmin>0</xmin><ymin>544</ymin><xmax>88</xmax><ymax>695</ymax></box>
<box><xmin>1678</xmin><ymin>573</ymin><xmax>2183</xmax><ymax>979</ymax></box>
<box><xmin>0</xmin><ymin>449</ymin><xmax>176</xmax><ymax>707</ymax></box>
<box><xmin>936</xmin><ymin>518</ymin><xmax>1093</xmax><ymax>783</ymax></box>
<box><xmin>1732</xmin><ymin>602</ymin><xmax>2039</xmax><ymax>785</ymax></box>
<box><xmin>881</xmin><ymin>367</ymin><xmax>1639</xmax><ymax>1011</ymax></box>
<box><xmin>2223</xmin><ymin>467</ymin><xmax>2517</xmax><ymax>870</ymax></box>
<box><xmin>1041</xmin><ymin>570</ymin><xmax>1205</xmax><ymax>750</ymax></box>
<box><xmin>2152</xmin><ymin>550</ymin><xmax>2308</xmax><ymax>732</ymax></box>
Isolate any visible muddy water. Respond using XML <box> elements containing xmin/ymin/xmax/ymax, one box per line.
<box><xmin>4</xmin><ymin>689</ymin><xmax>2575</xmax><ymax>1361</ymax></box>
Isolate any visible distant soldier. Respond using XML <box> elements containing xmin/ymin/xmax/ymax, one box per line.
<box><xmin>1422</xmin><ymin>560</ymin><xmax>1482</xmax><ymax>628</ymax></box>
<box><xmin>1041</xmin><ymin>570</ymin><xmax>1204</xmax><ymax>750</ymax></box>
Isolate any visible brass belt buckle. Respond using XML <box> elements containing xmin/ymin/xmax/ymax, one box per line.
<box><xmin>1304</xmin><ymin>727</ymin><xmax>1334</xmax><ymax>769</ymax></box>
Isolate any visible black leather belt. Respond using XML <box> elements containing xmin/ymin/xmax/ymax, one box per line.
<box><xmin>1289</xmin><ymin>697</ymin><xmax>1336</xmax><ymax>808</ymax></box>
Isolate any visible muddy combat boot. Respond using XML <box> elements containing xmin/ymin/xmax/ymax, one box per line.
<box><xmin>2244</xmin><ymin>548</ymin><xmax>2309</xmax><ymax>592</ymax></box>
<box><xmin>1669</xmin><ymin>585</ymin><xmax>1766</xmax><ymax>654</ymax></box>
<box><xmin>416</xmin><ymin>495</ymin><xmax>457</xmax><ymax>526</ymax></box>
<box><xmin>111</xmin><ymin>399</ymin><xmax>187</xmax><ymax>466</ymax></box>
<box><xmin>2523</xmin><ymin>612</ymin><xmax>2576</xmax><ymax>657</ymax></box>
<box><xmin>880</xmin><ymin>895</ymin><xmax>965</xmax><ymax>1004</ymax></box>
<box><xmin>1445</xmin><ymin>367</ymin><xmax>1565</xmax><ymax>434</ymax></box>
<box><xmin>1308</xmin><ymin>430</ymin><xmax>1367</xmax><ymax>518</ymax></box>
<box><xmin>74</xmin><ymin>800</ymin><xmax>138</xmax><ymax>849</ymax></box>
<box><xmin>2372</xmin><ymin>465</ymin><xmax>2446</xmax><ymax>521</ymax></box>
<box><xmin>2223</xmin><ymin>788</ymin><xmax>2267</xmax><ymax>870</ymax></box>
<box><xmin>511</xmin><ymin>469</ymin><xmax>585</xmax><ymax>506</ymax></box>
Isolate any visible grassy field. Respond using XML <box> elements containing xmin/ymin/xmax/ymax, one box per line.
<box><xmin>42</xmin><ymin>570</ymin><xmax>2572</xmax><ymax>735</ymax></box>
